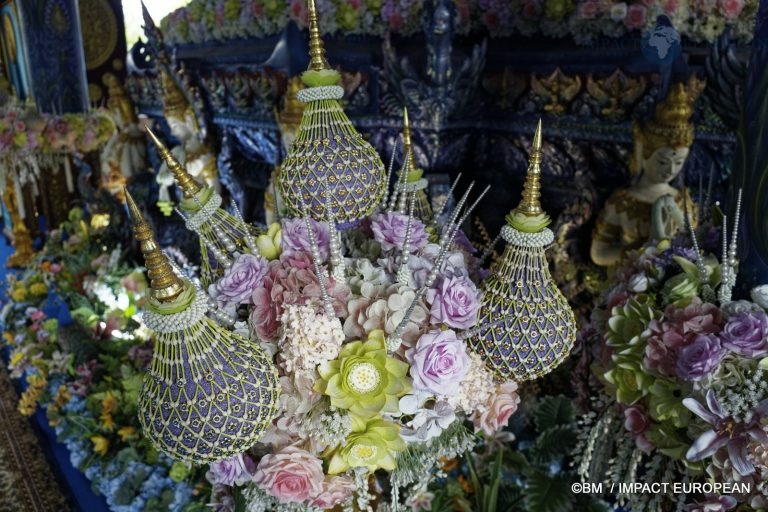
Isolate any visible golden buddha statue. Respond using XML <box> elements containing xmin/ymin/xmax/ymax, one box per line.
<box><xmin>156</xmin><ymin>68</ymin><xmax>219</xmax><ymax>213</ymax></box>
<box><xmin>591</xmin><ymin>82</ymin><xmax>701</xmax><ymax>267</ymax></box>
<box><xmin>265</xmin><ymin>76</ymin><xmax>304</xmax><ymax>224</ymax></box>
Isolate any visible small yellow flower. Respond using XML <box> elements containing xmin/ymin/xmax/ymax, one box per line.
<box><xmin>256</xmin><ymin>222</ymin><xmax>282</xmax><ymax>260</ymax></box>
<box><xmin>10</xmin><ymin>351</ymin><xmax>23</xmax><ymax>366</ymax></box>
<box><xmin>29</xmin><ymin>283</ymin><xmax>48</xmax><ymax>296</ymax></box>
<box><xmin>101</xmin><ymin>391</ymin><xmax>118</xmax><ymax>415</ymax></box>
<box><xmin>3</xmin><ymin>331</ymin><xmax>13</xmax><ymax>344</ymax></box>
<box><xmin>91</xmin><ymin>435</ymin><xmax>109</xmax><ymax>456</ymax></box>
<box><xmin>100</xmin><ymin>413</ymin><xmax>116</xmax><ymax>432</ymax></box>
<box><xmin>117</xmin><ymin>426</ymin><xmax>138</xmax><ymax>442</ymax></box>
<box><xmin>11</xmin><ymin>288</ymin><xmax>27</xmax><ymax>302</ymax></box>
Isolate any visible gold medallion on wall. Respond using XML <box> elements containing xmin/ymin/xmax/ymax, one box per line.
<box><xmin>79</xmin><ymin>0</ymin><xmax>117</xmax><ymax>70</ymax></box>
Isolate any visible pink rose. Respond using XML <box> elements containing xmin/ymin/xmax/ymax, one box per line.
<box><xmin>253</xmin><ymin>446</ymin><xmax>324</xmax><ymax>504</ymax></box>
<box><xmin>624</xmin><ymin>4</ymin><xmax>647</xmax><ymax>28</ymax></box>
<box><xmin>309</xmin><ymin>476</ymin><xmax>356</xmax><ymax>509</ymax></box>
<box><xmin>406</xmin><ymin>330</ymin><xmax>471</xmax><ymax>396</ymax></box>
<box><xmin>250</xmin><ymin>285</ymin><xmax>280</xmax><ymax>341</ymax></box>
<box><xmin>472</xmin><ymin>381</ymin><xmax>520</xmax><ymax>436</ymax></box>
<box><xmin>718</xmin><ymin>0</ymin><xmax>744</xmax><ymax>18</ymax></box>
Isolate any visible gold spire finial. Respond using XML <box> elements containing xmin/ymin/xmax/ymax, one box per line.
<box><xmin>514</xmin><ymin>119</ymin><xmax>544</xmax><ymax>217</ymax></box>
<box><xmin>307</xmin><ymin>0</ymin><xmax>330</xmax><ymax>71</ymax></box>
<box><xmin>125</xmin><ymin>188</ymin><xmax>185</xmax><ymax>303</ymax></box>
<box><xmin>145</xmin><ymin>126</ymin><xmax>202</xmax><ymax>197</ymax></box>
<box><xmin>402</xmin><ymin>106</ymin><xmax>412</xmax><ymax>149</ymax></box>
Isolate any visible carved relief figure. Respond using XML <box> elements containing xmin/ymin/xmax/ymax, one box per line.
<box><xmin>591</xmin><ymin>83</ymin><xmax>701</xmax><ymax>267</ymax></box>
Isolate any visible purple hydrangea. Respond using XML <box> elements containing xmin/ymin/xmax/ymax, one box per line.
<box><xmin>370</xmin><ymin>212</ymin><xmax>428</xmax><ymax>252</ymax></box>
<box><xmin>720</xmin><ymin>310</ymin><xmax>768</xmax><ymax>358</ymax></box>
<box><xmin>675</xmin><ymin>333</ymin><xmax>726</xmax><ymax>381</ymax></box>
<box><xmin>281</xmin><ymin>218</ymin><xmax>330</xmax><ymax>263</ymax></box>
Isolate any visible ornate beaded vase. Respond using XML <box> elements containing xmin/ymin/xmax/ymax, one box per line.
<box><xmin>126</xmin><ymin>191</ymin><xmax>280</xmax><ymax>464</ymax></box>
<box><xmin>468</xmin><ymin>121</ymin><xmax>577</xmax><ymax>382</ymax></box>
<box><xmin>277</xmin><ymin>0</ymin><xmax>385</xmax><ymax>228</ymax></box>
<box><xmin>146</xmin><ymin>128</ymin><xmax>260</xmax><ymax>288</ymax></box>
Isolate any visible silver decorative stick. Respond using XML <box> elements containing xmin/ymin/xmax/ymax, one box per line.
<box><xmin>380</xmin><ymin>140</ymin><xmax>399</xmax><ymax>210</ymax></box>
<box><xmin>322</xmin><ymin>175</ymin><xmax>345</xmax><ymax>281</ymax></box>
<box><xmin>230</xmin><ymin>200</ymin><xmax>258</xmax><ymax>254</ymax></box>
<box><xmin>396</xmin><ymin>190</ymin><xmax>417</xmax><ymax>285</ymax></box>
<box><xmin>299</xmin><ymin>201</ymin><xmax>336</xmax><ymax>320</ymax></box>
<box><xmin>431</xmin><ymin>173</ymin><xmax>463</xmax><ymax>228</ymax></box>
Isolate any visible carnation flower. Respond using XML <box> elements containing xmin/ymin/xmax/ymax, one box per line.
<box><xmin>406</xmin><ymin>330</ymin><xmax>471</xmax><ymax>396</ymax></box>
<box><xmin>471</xmin><ymin>380</ymin><xmax>520</xmax><ymax>436</ymax></box>
<box><xmin>315</xmin><ymin>329</ymin><xmax>411</xmax><ymax>422</ymax></box>
<box><xmin>281</xmin><ymin>217</ymin><xmax>330</xmax><ymax>263</ymax></box>
<box><xmin>206</xmin><ymin>454</ymin><xmax>255</xmax><ymax>486</ymax></box>
<box><xmin>253</xmin><ymin>446</ymin><xmax>324</xmax><ymax>504</ymax></box>
<box><xmin>426</xmin><ymin>274</ymin><xmax>482</xmax><ymax>329</ymax></box>
<box><xmin>208</xmin><ymin>253</ymin><xmax>268</xmax><ymax>313</ymax></box>
<box><xmin>327</xmin><ymin>418</ymin><xmax>406</xmax><ymax>474</ymax></box>
<box><xmin>346</xmin><ymin>283</ymin><xmax>428</xmax><ymax>346</ymax></box>
<box><xmin>720</xmin><ymin>311</ymin><xmax>768</xmax><ymax>358</ymax></box>
<box><xmin>370</xmin><ymin>211</ymin><xmax>428</xmax><ymax>252</ymax></box>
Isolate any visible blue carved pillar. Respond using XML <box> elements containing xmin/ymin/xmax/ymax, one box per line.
<box><xmin>16</xmin><ymin>0</ymin><xmax>89</xmax><ymax>113</ymax></box>
<box><xmin>732</xmin><ymin>0</ymin><xmax>768</xmax><ymax>292</ymax></box>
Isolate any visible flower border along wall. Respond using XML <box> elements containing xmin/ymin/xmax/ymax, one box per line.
<box><xmin>130</xmin><ymin>2</ymin><xmax>577</xmax><ymax>510</ymax></box>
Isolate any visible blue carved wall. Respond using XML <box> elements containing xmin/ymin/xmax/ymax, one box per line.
<box><xmin>17</xmin><ymin>0</ymin><xmax>88</xmax><ymax>113</ymax></box>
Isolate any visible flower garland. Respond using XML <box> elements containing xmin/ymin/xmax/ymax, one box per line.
<box><xmin>574</xmin><ymin>228</ymin><xmax>768</xmax><ymax>510</ymax></box>
<box><xmin>159</xmin><ymin>0</ymin><xmax>756</xmax><ymax>46</ymax></box>
<box><xmin>0</xmin><ymin>208</ymin><xmax>209</xmax><ymax>512</ymax></box>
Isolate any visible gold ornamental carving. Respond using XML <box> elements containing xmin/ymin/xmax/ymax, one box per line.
<box><xmin>587</xmin><ymin>70</ymin><xmax>647</xmax><ymax>118</ymax></box>
<box><xmin>530</xmin><ymin>68</ymin><xmax>581</xmax><ymax>115</ymax></box>
<box><xmin>78</xmin><ymin>0</ymin><xmax>117</xmax><ymax>70</ymax></box>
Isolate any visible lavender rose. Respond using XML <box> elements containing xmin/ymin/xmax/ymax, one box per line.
<box><xmin>370</xmin><ymin>212</ymin><xmax>428</xmax><ymax>252</ymax></box>
<box><xmin>720</xmin><ymin>310</ymin><xmax>768</xmax><ymax>358</ymax></box>
<box><xmin>205</xmin><ymin>454</ymin><xmax>255</xmax><ymax>486</ymax></box>
<box><xmin>406</xmin><ymin>330</ymin><xmax>471</xmax><ymax>396</ymax></box>
<box><xmin>676</xmin><ymin>333</ymin><xmax>726</xmax><ymax>381</ymax></box>
<box><xmin>426</xmin><ymin>274</ymin><xmax>482</xmax><ymax>329</ymax></box>
<box><xmin>281</xmin><ymin>218</ymin><xmax>330</xmax><ymax>263</ymax></box>
<box><xmin>209</xmin><ymin>253</ymin><xmax>268</xmax><ymax>311</ymax></box>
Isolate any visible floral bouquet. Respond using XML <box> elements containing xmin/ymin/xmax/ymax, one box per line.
<box><xmin>201</xmin><ymin>212</ymin><xmax>522</xmax><ymax>511</ymax></box>
<box><xmin>574</xmin><ymin>220</ymin><xmax>768</xmax><ymax>510</ymax></box>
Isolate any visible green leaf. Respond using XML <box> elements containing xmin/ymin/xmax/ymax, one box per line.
<box><xmin>533</xmin><ymin>395</ymin><xmax>574</xmax><ymax>432</ymax></box>
<box><xmin>573</xmin><ymin>493</ymin><xmax>611</xmax><ymax>512</ymax></box>
<box><xmin>530</xmin><ymin>425</ymin><xmax>579</xmax><ymax>464</ymax></box>
<box><xmin>525</xmin><ymin>471</ymin><xmax>574</xmax><ymax>512</ymax></box>
<box><xmin>503</xmin><ymin>450</ymin><xmax>530</xmax><ymax>472</ymax></box>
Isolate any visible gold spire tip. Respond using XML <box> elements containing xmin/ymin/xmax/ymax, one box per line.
<box><xmin>144</xmin><ymin>126</ymin><xmax>202</xmax><ymax>197</ymax></box>
<box><xmin>514</xmin><ymin>121</ymin><xmax>545</xmax><ymax>217</ymax></box>
<box><xmin>532</xmin><ymin>118</ymin><xmax>542</xmax><ymax>154</ymax></box>
<box><xmin>402</xmin><ymin>106</ymin><xmax>412</xmax><ymax>146</ymax></box>
<box><xmin>125</xmin><ymin>188</ymin><xmax>144</xmax><ymax>223</ymax></box>
<box><xmin>307</xmin><ymin>0</ymin><xmax>330</xmax><ymax>71</ymax></box>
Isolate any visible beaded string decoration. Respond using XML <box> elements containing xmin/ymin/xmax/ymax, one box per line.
<box><xmin>277</xmin><ymin>0</ymin><xmax>386</xmax><ymax>228</ymax></box>
<box><xmin>146</xmin><ymin>127</ymin><xmax>259</xmax><ymax>287</ymax></box>
<box><xmin>126</xmin><ymin>190</ymin><xmax>280</xmax><ymax>464</ymax></box>
<box><xmin>388</xmin><ymin>107</ymin><xmax>433</xmax><ymax>223</ymax></box>
<box><xmin>468</xmin><ymin>120</ymin><xmax>577</xmax><ymax>382</ymax></box>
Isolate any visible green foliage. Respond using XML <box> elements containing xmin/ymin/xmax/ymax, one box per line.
<box><xmin>525</xmin><ymin>471</ymin><xmax>574</xmax><ymax>512</ymax></box>
<box><xmin>534</xmin><ymin>395</ymin><xmax>575</xmax><ymax>432</ymax></box>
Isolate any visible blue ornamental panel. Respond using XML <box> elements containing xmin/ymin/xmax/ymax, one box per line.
<box><xmin>17</xmin><ymin>0</ymin><xmax>88</xmax><ymax>113</ymax></box>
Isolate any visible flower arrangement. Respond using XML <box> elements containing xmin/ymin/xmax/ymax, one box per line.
<box><xmin>159</xmin><ymin>0</ymin><xmax>756</xmax><ymax>46</ymax></box>
<box><xmin>1</xmin><ymin>208</ymin><xmax>208</xmax><ymax>512</ymax></box>
<box><xmin>200</xmin><ymin>212</ymin><xmax>524</xmax><ymax>510</ymax></box>
<box><xmin>574</xmin><ymin>216</ymin><xmax>768</xmax><ymax>510</ymax></box>
<box><xmin>0</xmin><ymin>107</ymin><xmax>115</xmax><ymax>156</ymax></box>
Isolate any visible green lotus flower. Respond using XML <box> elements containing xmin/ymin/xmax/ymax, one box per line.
<box><xmin>644</xmin><ymin>422</ymin><xmax>692</xmax><ymax>462</ymax></box>
<box><xmin>315</xmin><ymin>330</ymin><xmax>411</xmax><ymax>424</ymax></box>
<box><xmin>606</xmin><ymin>298</ymin><xmax>660</xmax><ymax>369</ymax></box>
<box><xmin>327</xmin><ymin>418</ymin><xmax>405</xmax><ymax>474</ymax></box>
<box><xmin>544</xmin><ymin>0</ymin><xmax>574</xmax><ymax>20</ymax></box>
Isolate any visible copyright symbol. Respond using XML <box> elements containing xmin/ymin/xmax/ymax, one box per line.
<box><xmin>572</xmin><ymin>482</ymin><xmax>581</xmax><ymax>493</ymax></box>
